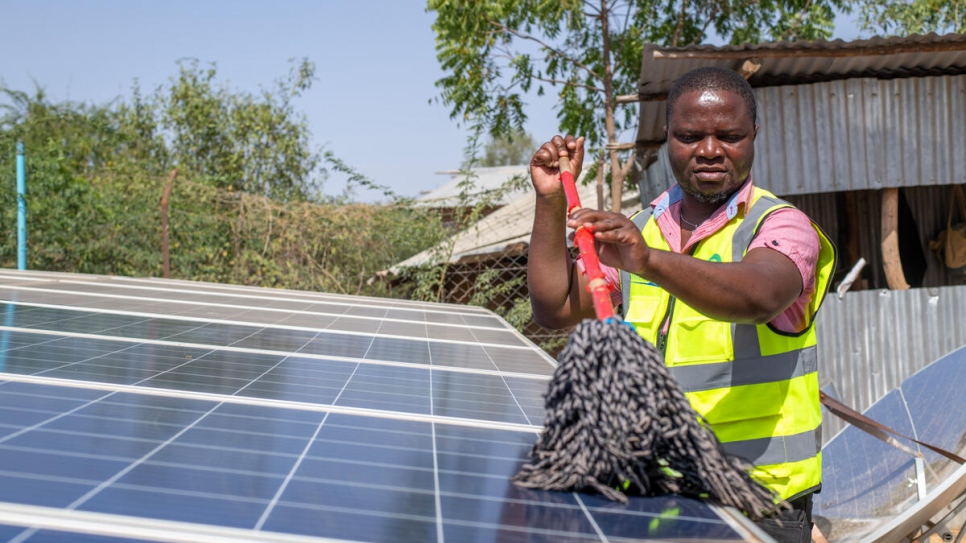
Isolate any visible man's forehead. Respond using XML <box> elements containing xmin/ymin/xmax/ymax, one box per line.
<box><xmin>680</xmin><ymin>88</ymin><xmax>741</xmax><ymax>107</ymax></box>
<box><xmin>695</xmin><ymin>90</ymin><xmax>727</xmax><ymax>107</ymax></box>
<box><xmin>669</xmin><ymin>88</ymin><xmax>753</xmax><ymax>127</ymax></box>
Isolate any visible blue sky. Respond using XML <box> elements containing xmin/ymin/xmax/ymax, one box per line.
<box><xmin>0</xmin><ymin>1</ymin><xmax>862</xmax><ymax>201</ymax></box>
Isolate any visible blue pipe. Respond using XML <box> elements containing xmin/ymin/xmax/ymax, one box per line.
<box><xmin>16</xmin><ymin>142</ymin><xmax>26</xmax><ymax>270</ymax></box>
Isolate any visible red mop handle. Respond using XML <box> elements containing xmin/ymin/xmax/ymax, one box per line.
<box><xmin>558</xmin><ymin>155</ymin><xmax>615</xmax><ymax>321</ymax></box>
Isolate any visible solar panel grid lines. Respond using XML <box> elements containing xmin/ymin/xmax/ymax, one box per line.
<box><xmin>0</xmin><ymin>270</ymin><xmax>769</xmax><ymax>542</ymax></box>
<box><xmin>0</xmin><ymin>271</ymin><xmax>443</xmax><ymax>309</ymax></box>
<box><xmin>0</xmin><ymin>502</ymin><xmax>354</xmax><ymax>543</ymax></box>
<box><xmin>0</xmin><ymin>292</ymin><xmax>520</xmax><ymax>341</ymax></box>
<box><xmin>251</xmin><ymin>354</ymin><xmax>360</xmax><ymax>532</ymax></box>
<box><xmin>0</xmin><ymin>325</ymin><xmax>555</xmax><ymax>388</ymax></box>
<box><xmin>0</xmin><ymin>373</ymin><xmax>543</xmax><ymax>435</ymax></box>
<box><xmin>0</xmin><ymin>274</ymin><xmax>497</xmax><ymax>318</ymax></box>
<box><xmin>103</xmin><ymin>275</ymin><xmax>492</xmax><ymax>314</ymax></box>
<box><xmin>0</xmin><ymin>300</ymin><xmax>534</xmax><ymax>351</ymax></box>
<box><xmin>107</xmin><ymin>275</ymin><xmax>496</xmax><ymax>315</ymax></box>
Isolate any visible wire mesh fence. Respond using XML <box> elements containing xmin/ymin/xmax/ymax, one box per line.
<box><xmin>425</xmin><ymin>252</ymin><xmax>574</xmax><ymax>356</ymax></box>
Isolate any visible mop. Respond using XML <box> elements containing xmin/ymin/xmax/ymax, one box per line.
<box><xmin>512</xmin><ymin>155</ymin><xmax>780</xmax><ymax>520</ymax></box>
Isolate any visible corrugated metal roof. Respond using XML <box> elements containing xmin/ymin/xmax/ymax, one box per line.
<box><xmin>417</xmin><ymin>166</ymin><xmax>530</xmax><ymax>208</ymax></box>
<box><xmin>387</xmin><ymin>178</ymin><xmax>642</xmax><ymax>272</ymax></box>
<box><xmin>636</xmin><ymin>74</ymin><xmax>966</xmax><ymax>195</ymax></box>
<box><xmin>634</xmin><ymin>33</ymin><xmax>966</xmax><ymax>144</ymax></box>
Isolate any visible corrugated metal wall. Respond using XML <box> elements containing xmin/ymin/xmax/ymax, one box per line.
<box><xmin>817</xmin><ymin>285</ymin><xmax>966</xmax><ymax>442</ymax></box>
<box><xmin>756</xmin><ymin>75</ymin><xmax>966</xmax><ymax>194</ymax></box>
<box><xmin>639</xmin><ymin>74</ymin><xmax>966</xmax><ymax>197</ymax></box>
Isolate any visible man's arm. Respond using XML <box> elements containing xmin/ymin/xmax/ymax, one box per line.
<box><xmin>567</xmin><ymin>209</ymin><xmax>803</xmax><ymax>324</ymax></box>
<box><xmin>526</xmin><ymin>135</ymin><xmax>596</xmax><ymax>329</ymax></box>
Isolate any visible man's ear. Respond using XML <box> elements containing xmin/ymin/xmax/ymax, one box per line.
<box><xmin>663</xmin><ymin>125</ymin><xmax>668</xmax><ymax>139</ymax></box>
<box><xmin>753</xmin><ymin>124</ymin><xmax>759</xmax><ymax>140</ymax></box>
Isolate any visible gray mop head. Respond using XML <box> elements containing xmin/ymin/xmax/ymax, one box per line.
<box><xmin>512</xmin><ymin>319</ymin><xmax>782</xmax><ymax>520</ymax></box>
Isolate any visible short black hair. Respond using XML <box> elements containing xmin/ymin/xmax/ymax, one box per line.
<box><xmin>665</xmin><ymin>67</ymin><xmax>757</xmax><ymax>126</ymax></box>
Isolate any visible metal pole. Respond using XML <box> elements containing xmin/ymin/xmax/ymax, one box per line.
<box><xmin>16</xmin><ymin>142</ymin><xmax>26</xmax><ymax>270</ymax></box>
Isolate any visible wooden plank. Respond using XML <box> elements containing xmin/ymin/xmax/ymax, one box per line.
<box><xmin>880</xmin><ymin>188</ymin><xmax>910</xmax><ymax>290</ymax></box>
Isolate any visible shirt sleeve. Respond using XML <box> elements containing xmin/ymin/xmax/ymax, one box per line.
<box><xmin>574</xmin><ymin>255</ymin><xmax>623</xmax><ymax>307</ymax></box>
<box><xmin>748</xmin><ymin>207</ymin><xmax>820</xmax><ymax>333</ymax></box>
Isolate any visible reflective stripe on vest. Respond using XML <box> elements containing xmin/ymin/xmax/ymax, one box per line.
<box><xmin>619</xmin><ymin>186</ymin><xmax>836</xmax><ymax>500</ymax></box>
<box><xmin>668</xmin><ymin>346</ymin><xmax>817</xmax><ymax>392</ymax></box>
<box><xmin>722</xmin><ymin>426</ymin><xmax>824</xmax><ymax>466</ymax></box>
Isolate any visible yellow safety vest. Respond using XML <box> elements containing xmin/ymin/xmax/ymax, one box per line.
<box><xmin>619</xmin><ymin>186</ymin><xmax>837</xmax><ymax>501</ymax></box>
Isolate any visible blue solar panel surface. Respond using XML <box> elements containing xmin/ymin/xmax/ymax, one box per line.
<box><xmin>0</xmin><ymin>270</ymin><xmax>769</xmax><ymax>542</ymax></box>
<box><xmin>815</xmin><ymin>345</ymin><xmax>966</xmax><ymax>541</ymax></box>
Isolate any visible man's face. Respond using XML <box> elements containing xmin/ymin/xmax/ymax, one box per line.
<box><xmin>665</xmin><ymin>89</ymin><xmax>757</xmax><ymax>205</ymax></box>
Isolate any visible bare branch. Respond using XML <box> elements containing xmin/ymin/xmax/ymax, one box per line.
<box><xmin>672</xmin><ymin>0</ymin><xmax>689</xmax><ymax>47</ymax></box>
<box><xmin>605</xmin><ymin>141</ymin><xmax>636</xmax><ymax>150</ymax></box>
<box><xmin>686</xmin><ymin>7</ymin><xmax>718</xmax><ymax>46</ymax></box>
<box><xmin>488</xmin><ymin>19</ymin><xmax>604</xmax><ymax>82</ymax></box>
<box><xmin>621</xmin><ymin>1</ymin><xmax>633</xmax><ymax>35</ymax></box>
<box><xmin>619</xmin><ymin>154</ymin><xmax>635</xmax><ymax>178</ymax></box>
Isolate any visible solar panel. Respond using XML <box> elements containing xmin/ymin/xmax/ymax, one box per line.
<box><xmin>814</xmin><ymin>345</ymin><xmax>966</xmax><ymax>542</ymax></box>
<box><xmin>0</xmin><ymin>270</ymin><xmax>772</xmax><ymax>542</ymax></box>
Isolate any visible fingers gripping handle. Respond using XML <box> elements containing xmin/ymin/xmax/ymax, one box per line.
<box><xmin>558</xmin><ymin>156</ymin><xmax>583</xmax><ymax>216</ymax></box>
<box><xmin>558</xmin><ymin>156</ymin><xmax>615</xmax><ymax>321</ymax></box>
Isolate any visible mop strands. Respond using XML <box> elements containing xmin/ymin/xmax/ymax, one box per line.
<box><xmin>512</xmin><ymin>319</ymin><xmax>782</xmax><ymax>520</ymax></box>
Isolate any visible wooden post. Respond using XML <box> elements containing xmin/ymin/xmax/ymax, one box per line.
<box><xmin>880</xmin><ymin>187</ymin><xmax>910</xmax><ymax>290</ymax></box>
<box><xmin>161</xmin><ymin>169</ymin><xmax>177</xmax><ymax>279</ymax></box>
<box><xmin>844</xmin><ymin>191</ymin><xmax>860</xmax><ymax>267</ymax></box>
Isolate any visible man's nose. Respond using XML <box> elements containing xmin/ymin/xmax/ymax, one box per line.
<box><xmin>696</xmin><ymin>136</ymin><xmax>723</xmax><ymax>159</ymax></box>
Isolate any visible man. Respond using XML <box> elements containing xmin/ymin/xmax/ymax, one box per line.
<box><xmin>527</xmin><ymin>66</ymin><xmax>836</xmax><ymax>543</ymax></box>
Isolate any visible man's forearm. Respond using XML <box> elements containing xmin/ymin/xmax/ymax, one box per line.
<box><xmin>527</xmin><ymin>193</ymin><xmax>577</xmax><ymax>328</ymax></box>
<box><xmin>639</xmin><ymin>247</ymin><xmax>802</xmax><ymax>324</ymax></box>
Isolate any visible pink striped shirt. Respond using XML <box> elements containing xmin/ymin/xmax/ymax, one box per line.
<box><xmin>577</xmin><ymin>180</ymin><xmax>819</xmax><ymax>333</ymax></box>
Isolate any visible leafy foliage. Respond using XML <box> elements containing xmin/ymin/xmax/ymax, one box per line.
<box><xmin>428</xmin><ymin>0</ymin><xmax>849</xmax><ymax>210</ymax></box>
<box><xmin>853</xmin><ymin>0</ymin><xmax>965</xmax><ymax>35</ymax></box>
<box><xmin>0</xmin><ymin>63</ymin><xmax>444</xmax><ymax>297</ymax></box>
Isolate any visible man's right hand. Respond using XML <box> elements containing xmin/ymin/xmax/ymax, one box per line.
<box><xmin>527</xmin><ymin>134</ymin><xmax>594</xmax><ymax>329</ymax></box>
<box><xmin>530</xmin><ymin>135</ymin><xmax>585</xmax><ymax>197</ymax></box>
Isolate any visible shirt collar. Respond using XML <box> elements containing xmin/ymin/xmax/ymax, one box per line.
<box><xmin>650</xmin><ymin>177</ymin><xmax>755</xmax><ymax>220</ymax></box>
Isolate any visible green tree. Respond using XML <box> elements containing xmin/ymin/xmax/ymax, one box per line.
<box><xmin>428</xmin><ymin>0</ymin><xmax>847</xmax><ymax>211</ymax></box>
<box><xmin>0</xmin><ymin>64</ymin><xmax>445</xmax><ymax>292</ymax></box>
<box><xmin>482</xmin><ymin>129</ymin><xmax>536</xmax><ymax>166</ymax></box>
<box><xmin>853</xmin><ymin>0</ymin><xmax>965</xmax><ymax>35</ymax></box>
<box><xmin>154</xmin><ymin>59</ymin><xmax>323</xmax><ymax>201</ymax></box>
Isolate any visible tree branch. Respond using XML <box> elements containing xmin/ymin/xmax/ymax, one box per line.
<box><xmin>672</xmin><ymin>0</ymin><xmax>690</xmax><ymax>47</ymax></box>
<box><xmin>488</xmin><ymin>19</ymin><xmax>604</xmax><ymax>82</ymax></box>
<box><xmin>619</xmin><ymin>154</ymin><xmax>635</xmax><ymax>179</ymax></box>
<box><xmin>621</xmin><ymin>1</ymin><xmax>633</xmax><ymax>34</ymax></box>
<box><xmin>686</xmin><ymin>6</ymin><xmax>718</xmax><ymax>46</ymax></box>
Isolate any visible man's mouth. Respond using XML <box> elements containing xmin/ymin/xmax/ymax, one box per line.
<box><xmin>694</xmin><ymin>169</ymin><xmax>727</xmax><ymax>182</ymax></box>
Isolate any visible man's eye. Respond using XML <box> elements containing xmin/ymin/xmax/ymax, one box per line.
<box><xmin>721</xmin><ymin>135</ymin><xmax>744</xmax><ymax>143</ymax></box>
<box><xmin>678</xmin><ymin>135</ymin><xmax>700</xmax><ymax>143</ymax></box>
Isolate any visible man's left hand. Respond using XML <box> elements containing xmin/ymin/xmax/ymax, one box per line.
<box><xmin>567</xmin><ymin>208</ymin><xmax>650</xmax><ymax>277</ymax></box>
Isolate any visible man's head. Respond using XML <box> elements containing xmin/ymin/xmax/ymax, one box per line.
<box><xmin>664</xmin><ymin>67</ymin><xmax>758</xmax><ymax>205</ymax></box>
